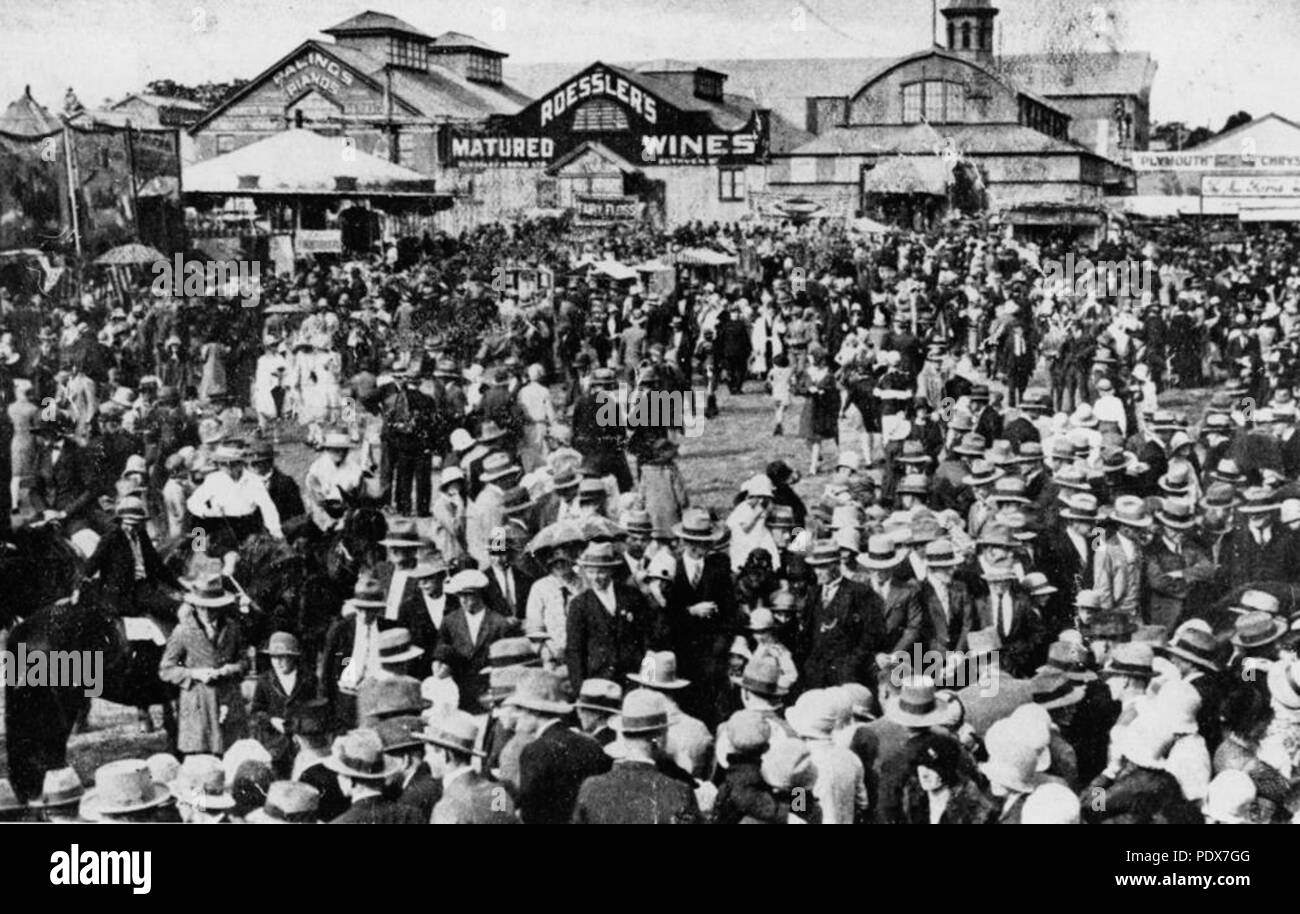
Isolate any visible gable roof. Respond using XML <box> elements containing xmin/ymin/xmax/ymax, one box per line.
<box><xmin>322</xmin><ymin>10</ymin><xmax>431</xmax><ymax>39</ymax></box>
<box><xmin>793</xmin><ymin>122</ymin><xmax>1110</xmax><ymax>159</ymax></box>
<box><xmin>509</xmin><ymin>50</ymin><xmax>1155</xmax><ymax>131</ymax></box>
<box><xmin>112</xmin><ymin>93</ymin><xmax>208</xmax><ymax>111</ymax></box>
<box><xmin>1187</xmin><ymin>112</ymin><xmax>1300</xmax><ymax>153</ymax></box>
<box><xmin>545</xmin><ymin>140</ymin><xmax>639</xmax><ymax>176</ymax></box>
<box><xmin>429</xmin><ymin>31</ymin><xmax>506</xmax><ymax>56</ymax></box>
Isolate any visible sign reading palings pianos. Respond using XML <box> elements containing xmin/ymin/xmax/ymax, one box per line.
<box><xmin>443</xmin><ymin>63</ymin><xmax>770</xmax><ymax>168</ymax></box>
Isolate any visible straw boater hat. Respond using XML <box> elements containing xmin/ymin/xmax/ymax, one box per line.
<box><xmin>1044</xmin><ymin>641</ymin><xmax>1096</xmax><ymax>682</ymax></box>
<box><xmin>1102</xmin><ymin>642</ymin><xmax>1156</xmax><ymax>681</ymax></box>
<box><xmin>1059</xmin><ymin>492</ymin><xmax>1099</xmax><ymax>522</ymax></box>
<box><xmin>575</xmin><ymin>679</ymin><xmax>623</xmax><ymax>715</ymax></box>
<box><xmin>419</xmin><ymin>711</ymin><xmax>487</xmax><ymax>758</ymax></box>
<box><xmin>1156</xmin><ymin>627</ymin><xmax>1223</xmax><ymax>672</ymax></box>
<box><xmin>857</xmin><ymin>533</ymin><xmax>907</xmax><ymax>571</ymax></box>
<box><xmin>885</xmin><ymin>676</ymin><xmax>957</xmax><ymax>728</ymax></box>
<box><xmin>1022</xmin><ymin>572</ymin><xmax>1058</xmax><ymax>597</ymax></box>
<box><xmin>1228</xmin><ymin>589</ymin><xmax>1283</xmax><ymax>616</ymax></box>
<box><xmin>211</xmin><ymin>442</ymin><xmax>246</xmax><ymax>464</ymax></box>
<box><xmin>28</xmin><ymin>767</ymin><xmax>85</xmax><ymax>811</ymax></box>
<box><xmin>672</xmin><ymin>508</ymin><xmax>719</xmax><ymax>543</ymax></box>
<box><xmin>1110</xmin><ymin>495</ymin><xmax>1153</xmax><ymax>528</ymax></box>
<box><xmin>377</xmin><ymin>628</ymin><xmax>424</xmax><ymax>665</ymax></box>
<box><xmin>506</xmin><ymin>669</ymin><xmax>574</xmax><ymax>715</ymax></box>
<box><xmin>805</xmin><ymin>539</ymin><xmax>842</xmax><ymax>566</ymax></box>
<box><xmin>1237</xmin><ymin>487</ymin><xmax>1280</xmax><ymax>514</ymax></box>
<box><xmin>173</xmin><ymin>755</ymin><xmax>236</xmax><ymax>811</ymax></box>
<box><xmin>577</xmin><ymin>542</ymin><xmax>623</xmax><ymax>568</ymax></box>
<box><xmin>379</xmin><ymin>519</ymin><xmax>423</xmax><ymax>549</ymax></box>
<box><xmin>320</xmin><ymin>431</ymin><xmax>353</xmax><ymax>451</ymax></box>
<box><xmin>1155</xmin><ymin>497</ymin><xmax>1197</xmax><ymax>528</ymax></box>
<box><xmin>922</xmin><ymin>538</ymin><xmax>963</xmax><ymax>567</ymax></box>
<box><xmin>80</xmin><ymin>760</ymin><xmax>173</xmax><ymax>820</ymax></box>
<box><xmin>961</xmin><ymin>459</ymin><xmax>1003</xmax><ymax>487</ymax></box>
<box><xmin>480</xmin><ymin>452</ymin><xmax>521</xmax><ymax>484</ymax></box>
<box><xmin>1231</xmin><ymin>611</ymin><xmax>1288</xmax><ymax>651</ymax></box>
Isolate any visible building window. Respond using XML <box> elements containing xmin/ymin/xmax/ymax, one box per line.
<box><xmin>903</xmin><ymin>81</ymin><xmax>965</xmax><ymax>124</ymax></box>
<box><xmin>217</xmin><ymin>134</ymin><xmax>235</xmax><ymax>154</ymax></box>
<box><xmin>465</xmin><ymin>54</ymin><xmax>502</xmax><ymax>84</ymax></box>
<box><xmin>398</xmin><ymin>131</ymin><xmax>417</xmax><ymax>164</ymax></box>
<box><xmin>902</xmin><ymin>84</ymin><xmax>923</xmax><ymax>123</ymax></box>
<box><xmin>573</xmin><ymin>99</ymin><xmax>630</xmax><ymax>132</ymax></box>
<box><xmin>961</xmin><ymin>22</ymin><xmax>972</xmax><ymax>49</ymax></box>
<box><xmin>719</xmin><ymin>167</ymin><xmax>745</xmax><ymax>201</ymax></box>
<box><xmin>390</xmin><ymin>38</ymin><xmax>426</xmax><ymax>70</ymax></box>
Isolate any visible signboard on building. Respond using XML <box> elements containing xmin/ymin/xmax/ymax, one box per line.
<box><xmin>442</xmin><ymin>63</ymin><xmax>770</xmax><ymax>169</ymax></box>
<box><xmin>296</xmin><ymin>229</ymin><xmax>343</xmax><ymax>253</ymax></box>
<box><xmin>1132</xmin><ymin>151</ymin><xmax>1300</xmax><ymax>172</ymax></box>
<box><xmin>272</xmin><ymin>50</ymin><xmax>358</xmax><ymax>98</ymax></box>
<box><xmin>574</xmin><ymin>194</ymin><xmax>641</xmax><ymax>224</ymax></box>
<box><xmin>1202</xmin><ymin>174</ymin><xmax>1300</xmax><ymax>197</ymax></box>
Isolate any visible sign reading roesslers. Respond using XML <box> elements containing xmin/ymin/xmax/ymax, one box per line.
<box><xmin>443</xmin><ymin>63</ymin><xmax>770</xmax><ymax>168</ymax></box>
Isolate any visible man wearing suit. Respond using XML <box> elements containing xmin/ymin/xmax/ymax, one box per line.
<box><xmin>82</xmin><ymin>495</ymin><xmax>181</xmax><ymax>618</ymax></box>
<box><xmin>801</xmin><ymin>540</ymin><xmax>887</xmax><ymax>690</ymax></box>
<box><xmin>396</xmin><ymin>559</ymin><xmax>458</xmax><ymax>676</ymax></box>
<box><xmin>566</xmin><ymin>542</ymin><xmax>662</xmax><ymax>688</ymax></box>
<box><xmin>326</xmin><ymin>728</ymin><xmax>425</xmax><ymax>824</ymax></box>
<box><xmin>466</xmin><ymin>453</ymin><xmax>522</xmax><ymax>567</ymax></box>
<box><xmin>438</xmin><ymin>569</ymin><xmax>515</xmax><ymax>711</ymax></box>
<box><xmin>917</xmin><ymin>539</ymin><xmax>977</xmax><ymax>658</ymax></box>
<box><xmin>1145</xmin><ymin>498</ymin><xmax>1218</xmax><ymax>631</ymax></box>
<box><xmin>1041</xmin><ymin>491</ymin><xmax>1100</xmax><ymax>632</ymax></box>
<box><xmin>423</xmin><ymin>711</ymin><xmax>520</xmax><ymax>824</ymax></box>
<box><xmin>376</xmin><ymin>716</ymin><xmax>442</xmax><ymax>822</ymax></box>
<box><xmin>1093</xmin><ymin>496</ymin><xmax>1150</xmax><ymax>617</ymax></box>
<box><xmin>510</xmin><ymin>669</ymin><xmax>611</xmax><ymax>824</ymax></box>
<box><xmin>1224</xmin><ymin>488</ymin><xmax>1300</xmax><ymax>587</ymax></box>
<box><xmin>572</xmin><ymin>690</ymin><xmax>700</xmax><ymax>824</ymax></box>
<box><xmin>289</xmin><ymin>700</ymin><xmax>349</xmax><ymax>822</ymax></box>
<box><xmin>484</xmin><ymin>534</ymin><xmax>535</xmax><ymax>622</ymax></box>
<box><xmin>857</xmin><ymin>535</ymin><xmax>925</xmax><ymax>658</ymax></box>
<box><xmin>662</xmin><ymin>510</ymin><xmax>737</xmax><ymax>727</ymax></box>
<box><xmin>953</xmin><ymin>629</ymin><xmax>1034</xmax><ymax>737</ymax></box>
<box><xmin>320</xmin><ymin>574</ymin><xmax>398</xmax><ymax>728</ymax></box>
<box><xmin>31</xmin><ymin>417</ymin><xmax>96</xmax><ymax>528</ymax></box>
<box><xmin>977</xmin><ymin>567</ymin><xmax>1045</xmax><ymax>679</ymax></box>
<box><xmin>248</xmin><ymin>439</ymin><xmax>306</xmax><ymax>524</ymax></box>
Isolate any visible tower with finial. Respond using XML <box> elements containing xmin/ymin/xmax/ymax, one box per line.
<box><xmin>942</xmin><ymin>0</ymin><xmax>998</xmax><ymax>65</ymax></box>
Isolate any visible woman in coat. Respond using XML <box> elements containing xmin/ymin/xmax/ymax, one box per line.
<box><xmin>639</xmin><ymin>438</ymin><xmax>689</xmax><ymax>534</ymax></box>
<box><xmin>799</xmin><ymin>345</ymin><xmax>841</xmax><ymax>476</ymax></box>
<box><xmin>159</xmin><ymin>574</ymin><xmax>249</xmax><ymax>755</ymax></box>
<box><xmin>901</xmin><ymin>732</ymin><xmax>998</xmax><ymax>824</ymax></box>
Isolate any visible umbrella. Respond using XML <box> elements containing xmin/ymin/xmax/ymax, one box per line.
<box><xmin>95</xmin><ymin>243</ymin><xmax>165</xmax><ymax>266</ymax></box>
<box><xmin>581</xmin><ymin>516</ymin><xmax>627</xmax><ymax>542</ymax></box>
<box><xmin>527</xmin><ymin>521</ymin><xmax>586</xmax><ymax>554</ymax></box>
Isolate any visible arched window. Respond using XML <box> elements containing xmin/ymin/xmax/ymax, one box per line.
<box><xmin>961</xmin><ymin>22</ymin><xmax>972</xmax><ymax>49</ymax></box>
<box><xmin>572</xmin><ymin>98</ymin><xmax>629</xmax><ymax>132</ymax></box>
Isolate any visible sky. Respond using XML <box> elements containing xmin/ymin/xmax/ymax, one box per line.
<box><xmin>1</xmin><ymin>0</ymin><xmax>1296</xmax><ymax>128</ymax></box>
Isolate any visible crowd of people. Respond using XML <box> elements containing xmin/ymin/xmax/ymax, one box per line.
<box><xmin>3</xmin><ymin>212</ymin><xmax>1300</xmax><ymax>825</ymax></box>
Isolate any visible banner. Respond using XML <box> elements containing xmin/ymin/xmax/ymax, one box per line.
<box><xmin>1132</xmin><ymin>151</ymin><xmax>1300</xmax><ymax>172</ymax></box>
<box><xmin>1202</xmin><ymin>174</ymin><xmax>1300</xmax><ymax>197</ymax></box>
<box><xmin>296</xmin><ymin>229</ymin><xmax>343</xmax><ymax>253</ymax></box>
<box><xmin>574</xmin><ymin>194</ymin><xmax>641</xmax><ymax>225</ymax></box>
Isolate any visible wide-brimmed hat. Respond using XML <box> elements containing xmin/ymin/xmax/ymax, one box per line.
<box><xmin>500</xmin><ymin>486</ymin><xmax>538</xmax><ymax>516</ymax></box>
<box><xmin>324</xmin><ymin>729</ymin><xmax>404</xmax><ymax>780</ymax></box>
<box><xmin>28</xmin><ymin>767</ymin><xmax>85</xmax><ymax>810</ymax></box>
<box><xmin>610</xmin><ymin>689</ymin><xmax>671</xmax><ymax>736</ymax></box>
<box><xmin>419</xmin><ymin>711</ymin><xmax>486</xmax><ymax>757</ymax></box>
<box><xmin>1044</xmin><ymin>641</ymin><xmax>1096</xmax><ymax>682</ymax></box>
<box><xmin>1231</xmin><ymin>611</ymin><xmax>1288</xmax><ymax>650</ymax></box>
<box><xmin>953</xmin><ymin>433</ymin><xmax>988</xmax><ymax>458</ymax></box>
<box><xmin>897</xmin><ymin>473</ymin><xmax>931</xmax><ymax>496</ymax></box>
<box><xmin>1059</xmin><ymin>492</ymin><xmax>1099</xmax><ymax>522</ymax></box>
<box><xmin>1230</xmin><ymin>589</ymin><xmax>1283</xmax><ymax>617</ymax></box>
<box><xmin>377</xmin><ymin>628</ymin><xmax>424</xmax><ymax>665</ymax></box>
<box><xmin>409</xmin><ymin>557</ymin><xmax>450</xmax><ymax>580</ymax></box>
<box><xmin>375</xmin><ymin>715</ymin><xmax>427</xmax><ymax>754</ymax></box>
<box><xmin>990</xmin><ymin>476</ymin><xmax>1030</xmax><ymax>505</ymax></box>
<box><xmin>1154</xmin><ymin>497</ymin><xmax>1196</xmax><ymax>529</ymax></box>
<box><xmin>976</xmin><ymin>524</ymin><xmax>1021</xmax><ymax>551</ymax></box>
<box><xmin>1266</xmin><ymin>660</ymin><xmax>1300</xmax><ymax>711</ymax></box>
<box><xmin>478</xmin><ymin>420</ymin><xmax>509</xmax><ymax>444</ymax></box>
<box><xmin>577</xmin><ymin>541</ymin><xmax>623</xmax><ymax>568</ymax></box>
<box><xmin>1111</xmin><ymin>495</ymin><xmax>1153</xmax><ymax>528</ymax></box>
<box><xmin>173</xmin><ymin>755</ymin><xmax>236</xmax><ymax>811</ymax></box>
<box><xmin>480</xmin><ymin>452</ymin><xmax>521</xmax><ymax>483</ymax></box>
<box><xmin>1030</xmin><ymin>668</ymin><xmax>1086</xmax><ymax>710</ymax></box>
<box><xmin>627</xmin><ymin>651</ymin><xmax>690</xmax><ymax>690</ymax></box>
<box><xmin>980</xmin><ymin>718</ymin><xmax>1046</xmax><ymax>795</ymax></box>
<box><xmin>378</xmin><ymin>519</ymin><xmax>423</xmax><ymax>548</ymax></box>
<box><xmin>896</xmin><ymin>441</ymin><xmax>931</xmax><ymax>466</ymax></box>
<box><xmin>857</xmin><ymin>533</ymin><xmax>907</xmax><ymax>570</ymax></box>
<box><xmin>575</xmin><ymin>679</ymin><xmax>622</xmax><ymax>715</ymax></box>
<box><xmin>922</xmin><ymin>538</ymin><xmax>963</xmax><ymax>567</ymax></box>
<box><xmin>1211</xmin><ymin>459</ymin><xmax>1247</xmax><ymax>485</ymax></box>
<box><xmin>81</xmin><ymin>760</ymin><xmax>173</xmax><ymax>819</ymax></box>
<box><xmin>1102</xmin><ymin>642</ymin><xmax>1156</xmax><ymax>681</ymax></box>
<box><xmin>114</xmin><ymin>494</ymin><xmax>148</xmax><ymax>519</ymax></box>
<box><xmin>183</xmin><ymin>573</ymin><xmax>237</xmax><ymax>608</ymax></box>
<box><xmin>961</xmin><ymin>459</ymin><xmax>1003</xmax><ymax>487</ymax></box>
<box><xmin>244</xmin><ymin>781</ymin><xmax>321</xmax><ymax>824</ymax></box>
<box><xmin>1200</xmin><ymin>482</ymin><xmax>1237</xmax><ymax>510</ymax></box>
<box><xmin>885</xmin><ymin>676</ymin><xmax>957</xmax><ymax>728</ymax></box>
<box><xmin>506</xmin><ymin>668</ymin><xmax>574</xmax><ymax>715</ymax></box>
<box><xmin>1237</xmin><ymin>487</ymin><xmax>1280</xmax><ymax>514</ymax></box>
<box><xmin>319</xmin><ymin>431</ymin><xmax>353</xmax><ymax>452</ymax></box>
<box><xmin>739</xmin><ymin>655</ymin><xmax>787</xmax><ymax>699</ymax></box>
<box><xmin>1156</xmin><ymin>627</ymin><xmax>1223</xmax><ymax>672</ymax></box>
<box><xmin>805</xmin><ymin>539</ymin><xmax>841</xmax><ymax>566</ymax></box>
<box><xmin>261</xmin><ymin>631</ymin><xmax>301</xmax><ymax>657</ymax></box>
<box><xmin>671</xmin><ymin>508</ymin><xmax>719</xmax><ymax>543</ymax></box>
<box><xmin>347</xmin><ymin>572</ymin><xmax>388</xmax><ymax>609</ymax></box>
<box><xmin>1021</xmin><ymin>572</ymin><xmax>1057</xmax><ymax>597</ymax></box>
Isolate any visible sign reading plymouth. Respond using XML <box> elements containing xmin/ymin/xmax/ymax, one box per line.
<box><xmin>443</xmin><ymin>63</ymin><xmax>769</xmax><ymax>168</ymax></box>
<box><xmin>1133</xmin><ymin>151</ymin><xmax>1300</xmax><ymax>172</ymax></box>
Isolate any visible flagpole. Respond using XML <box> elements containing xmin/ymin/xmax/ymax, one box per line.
<box><xmin>61</xmin><ymin>122</ymin><xmax>83</xmax><ymax>259</ymax></box>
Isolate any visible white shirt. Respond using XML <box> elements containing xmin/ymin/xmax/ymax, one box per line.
<box><xmin>1093</xmin><ymin>394</ymin><xmax>1128</xmax><ymax>434</ymax></box>
<box><xmin>274</xmin><ymin>669</ymin><xmax>298</xmax><ymax>697</ymax></box>
<box><xmin>525</xmin><ymin>575</ymin><xmax>576</xmax><ymax>653</ymax></box>
<box><xmin>592</xmin><ymin>586</ymin><xmax>617</xmax><ymax>615</ymax></box>
<box><xmin>465</xmin><ymin>609</ymin><xmax>486</xmax><ymax>645</ymax></box>
<box><xmin>186</xmin><ymin>469</ymin><xmax>283</xmax><ymax>538</ymax></box>
<box><xmin>682</xmin><ymin>554</ymin><xmax>705</xmax><ymax>588</ymax></box>
<box><xmin>422</xmin><ymin>592</ymin><xmax>447</xmax><ymax>630</ymax></box>
<box><xmin>493</xmin><ymin>567</ymin><xmax>516</xmax><ymax>611</ymax></box>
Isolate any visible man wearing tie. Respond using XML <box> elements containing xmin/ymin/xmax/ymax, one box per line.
<box><xmin>439</xmin><ymin>569</ymin><xmax>515</xmax><ymax>711</ymax></box>
<box><xmin>977</xmin><ymin>566</ymin><xmax>1044</xmax><ymax>679</ymax></box>
<box><xmin>566</xmin><ymin>542</ymin><xmax>662</xmax><ymax>691</ymax></box>
<box><xmin>857</xmin><ymin>534</ymin><xmax>925</xmax><ymax>659</ymax></box>
<box><xmin>1225</xmin><ymin>487</ymin><xmax>1299</xmax><ymax>588</ymax></box>
<box><xmin>484</xmin><ymin>526</ymin><xmax>535</xmax><ymax>622</ymax></box>
<box><xmin>1145</xmin><ymin>498</ymin><xmax>1217</xmax><ymax>633</ymax></box>
<box><xmin>918</xmin><ymin>538</ymin><xmax>977</xmax><ymax>657</ymax></box>
<box><xmin>800</xmin><ymin>539</ymin><xmax>886</xmax><ymax>690</ymax></box>
<box><xmin>525</xmin><ymin>548</ymin><xmax>582</xmax><ymax>662</ymax></box>
<box><xmin>320</xmin><ymin>573</ymin><xmax>394</xmax><ymax>729</ymax></box>
<box><xmin>396</xmin><ymin>558</ymin><xmax>458</xmax><ymax>678</ymax></box>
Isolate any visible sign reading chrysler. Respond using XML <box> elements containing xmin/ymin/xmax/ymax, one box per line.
<box><xmin>443</xmin><ymin>63</ymin><xmax>770</xmax><ymax>168</ymax></box>
<box><xmin>1133</xmin><ymin>151</ymin><xmax>1300</xmax><ymax>172</ymax></box>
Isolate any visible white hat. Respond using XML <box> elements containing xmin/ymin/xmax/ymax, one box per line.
<box><xmin>1203</xmin><ymin>770</ymin><xmax>1256</xmax><ymax>824</ymax></box>
<box><xmin>742</xmin><ymin>474</ymin><xmax>775</xmax><ymax>498</ymax></box>
<box><xmin>449</xmin><ymin>428</ymin><xmax>475</xmax><ymax>452</ymax></box>
<box><xmin>446</xmin><ymin>569</ymin><xmax>489</xmax><ymax>594</ymax></box>
<box><xmin>836</xmin><ymin>451</ymin><xmax>862</xmax><ymax>472</ymax></box>
<box><xmin>1020</xmin><ymin>783</ymin><xmax>1082</xmax><ymax>824</ymax></box>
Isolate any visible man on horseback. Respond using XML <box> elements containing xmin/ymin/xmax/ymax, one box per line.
<box><xmin>186</xmin><ymin>441</ymin><xmax>284</xmax><ymax>549</ymax></box>
<box><xmin>82</xmin><ymin>494</ymin><xmax>182</xmax><ymax>620</ymax></box>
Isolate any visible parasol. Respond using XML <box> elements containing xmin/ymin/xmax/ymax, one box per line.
<box><xmin>95</xmin><ymin>243</ymin><xmax>165</xmax><ymax>266</ymax></box>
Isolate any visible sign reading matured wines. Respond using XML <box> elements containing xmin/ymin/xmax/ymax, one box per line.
<box><xmin>443</xmin><ymin>62</ymin><xmax>770</xmax><ymax>168</ymax></box>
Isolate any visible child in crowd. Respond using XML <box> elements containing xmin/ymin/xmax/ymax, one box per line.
<box><xmin>768</xmin><ymin>352</ymin><xmax>793</xmax><ymax>436</ymax></box>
